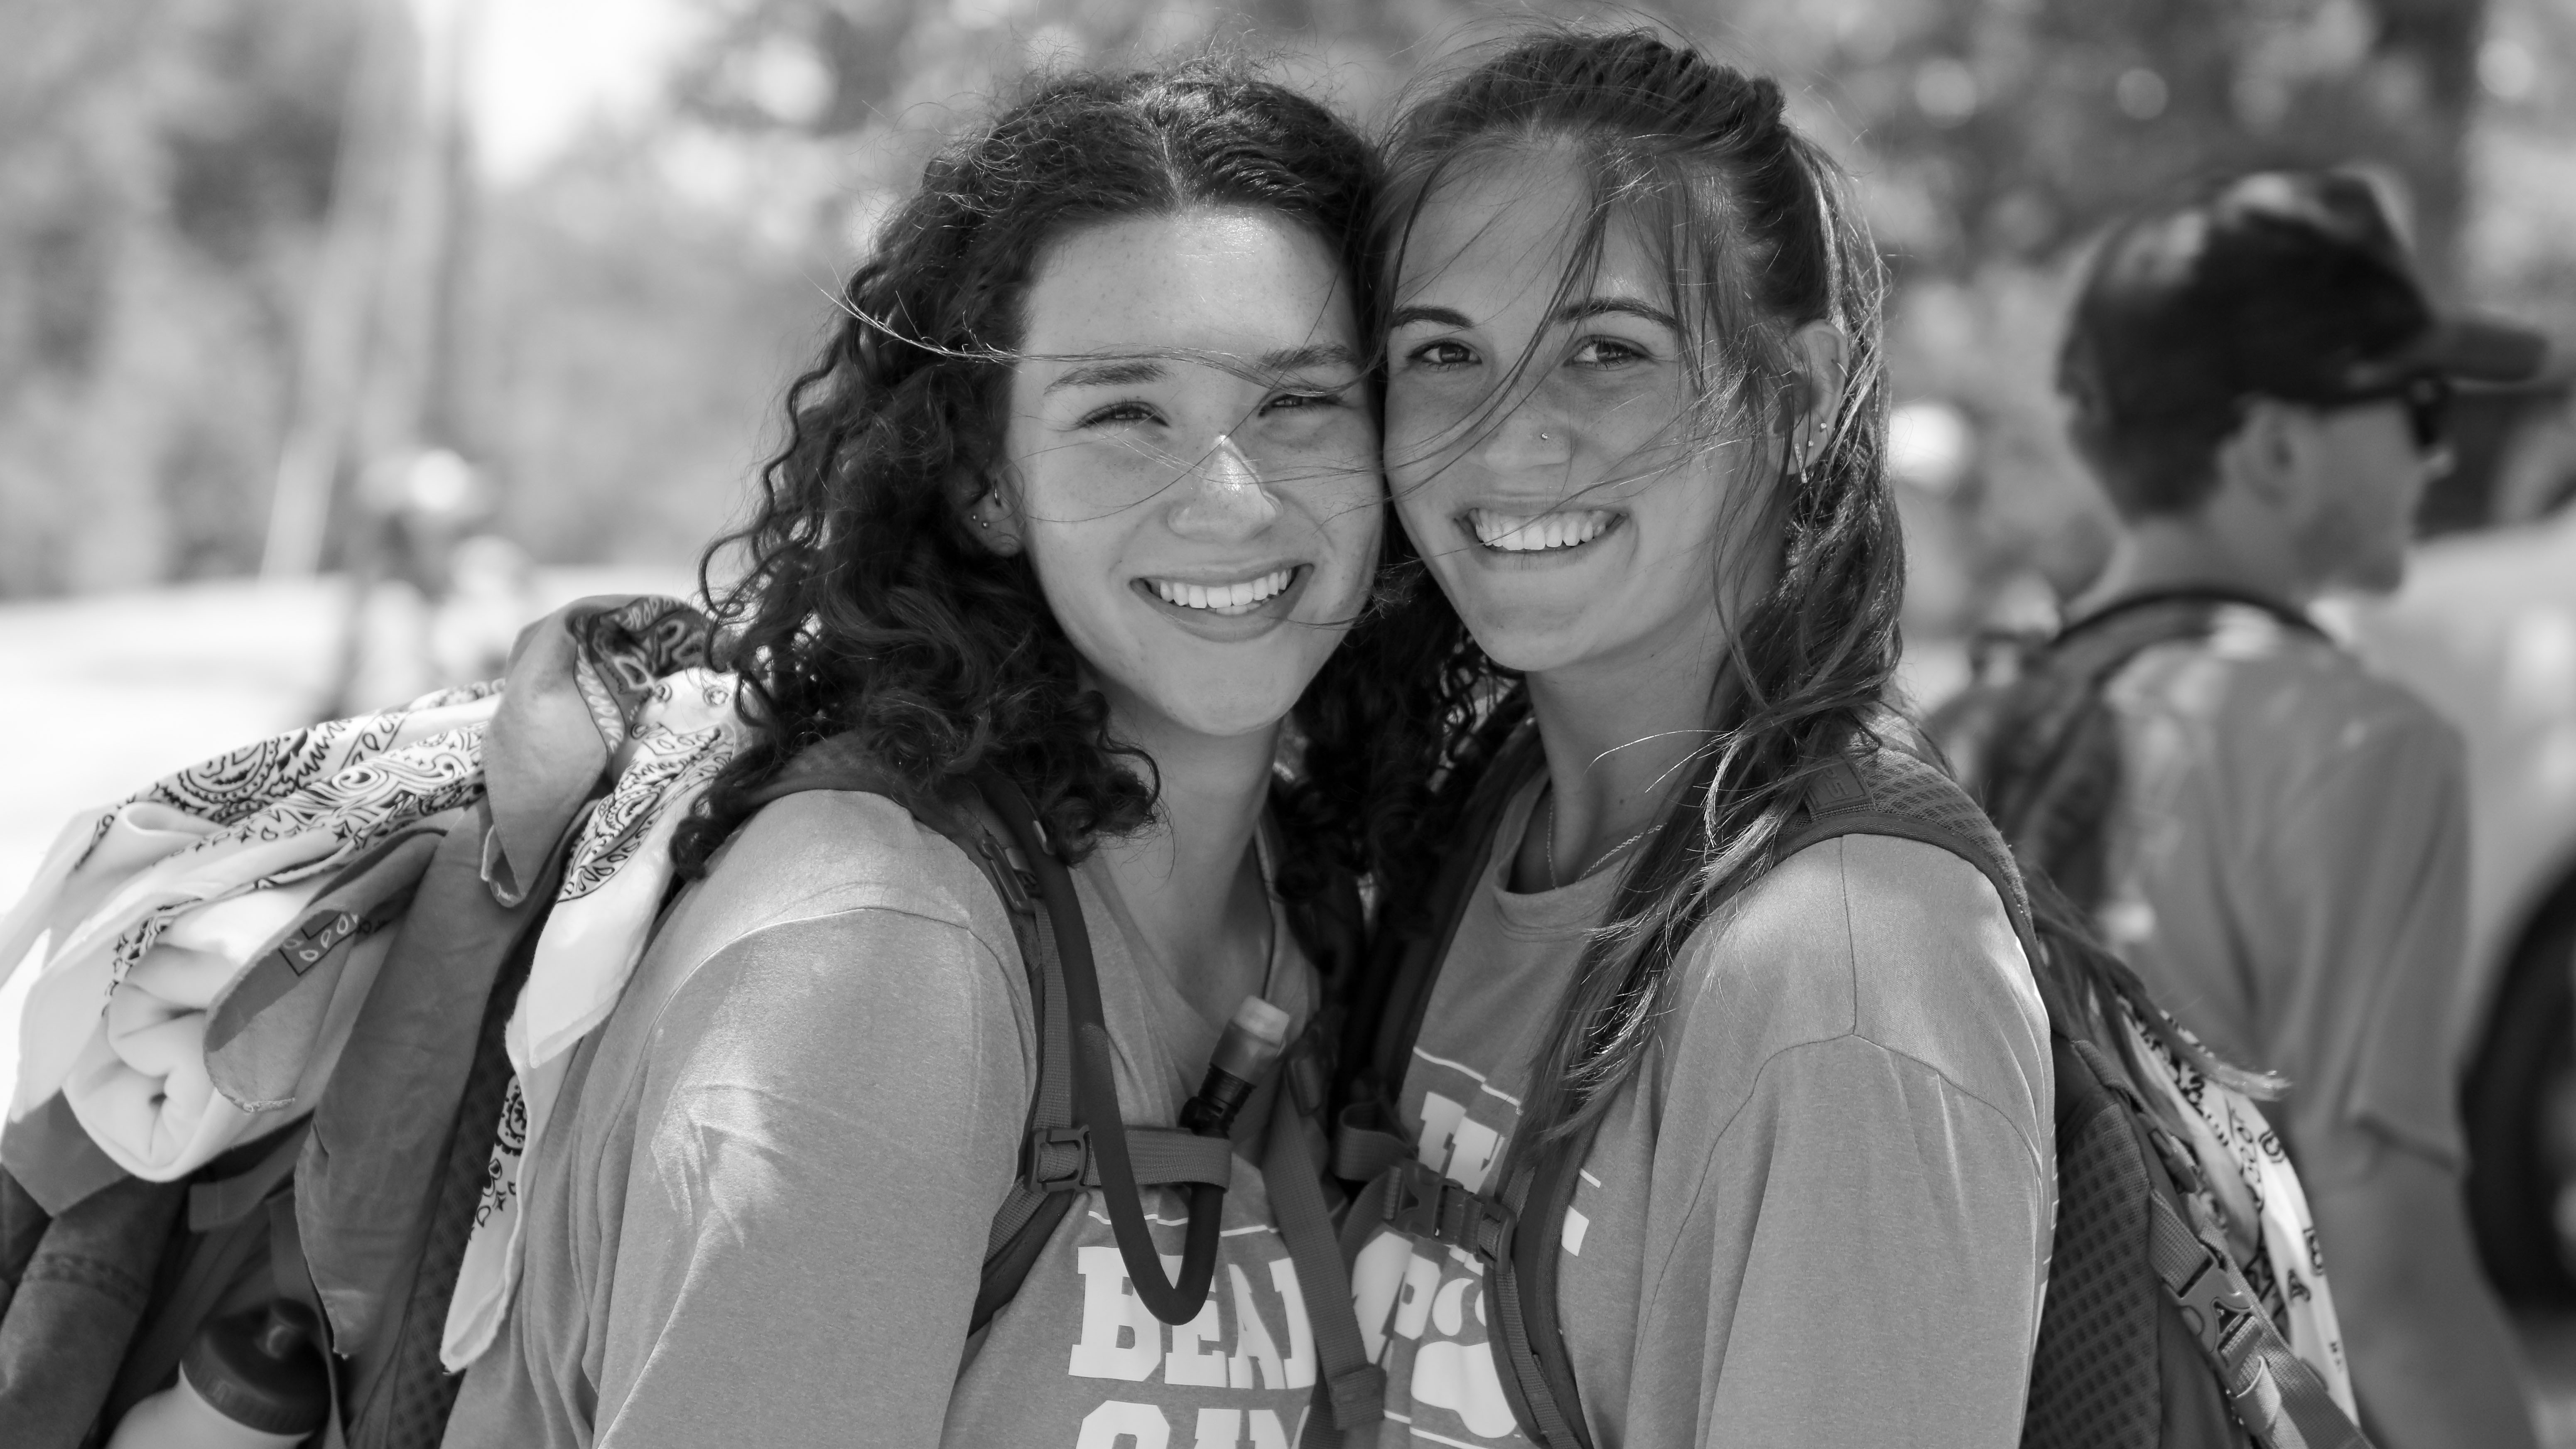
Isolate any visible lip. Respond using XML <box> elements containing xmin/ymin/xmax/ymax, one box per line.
<box><xmin>1130</xmin><ymin>563</ymin><xmax>1311</xmax><ymax>640</ymax></box>
<box><xmin>1452</xmin><ymin>508</ymin><xmax>1628</xmax><ymax>565</ymax></box>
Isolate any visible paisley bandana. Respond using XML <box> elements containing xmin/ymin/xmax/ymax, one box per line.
<box><xmin>0</xmin><ymin>597</ymin><xmax>741</xmax><ymax>1368</ymax></box>
<box><xmin>2121</xmin><ymin>1002</ymin><xmax>2359</xmax><ymax>1417</ymax></box>
<box><xmin>442</xmin><ymin>667</ymin><xmax>740</xmax><ymax>1369</ymax></box>
<box><xmin>3</xmin><ymin>687</ymin><xmax>500</xmax><ymax>1184</ymax></box>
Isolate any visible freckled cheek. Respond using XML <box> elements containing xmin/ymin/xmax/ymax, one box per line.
<box><xmin>1383</xmin><ymin>389</ymin><xmax>1473</xmax><ymax>481</ymax></box>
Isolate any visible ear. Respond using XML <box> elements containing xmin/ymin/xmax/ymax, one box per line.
<box><xmin>952</xmin><ymin>463</ymin><xmax>1025</xmax><ymax>556</ymax></box>
<box><xmin>1786</xmin><ymin>321</ymin><xmax>1850</xmax><ymax>471</ymax></box>
<box><xmin>2220</xmin><ymin>399</ymin><xmax>2313</xmax><ymax>518</ymax></box>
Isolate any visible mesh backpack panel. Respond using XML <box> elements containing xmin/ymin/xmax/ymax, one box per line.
<box><xmin>2024</xmin><ymin>1034</ymin><xmax>2168</xmax><ymax>1447</ymax></box>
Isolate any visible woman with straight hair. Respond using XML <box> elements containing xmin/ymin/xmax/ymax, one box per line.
<box><xmin>1341</xmin><ymin>30</ymin><xmax>2054</xmax><ymax>1447</ymax></box>
<box><xmin>442</xmin><ymin>61</ymin><xmax>1418</xmax><ymax>1449</ymax></box>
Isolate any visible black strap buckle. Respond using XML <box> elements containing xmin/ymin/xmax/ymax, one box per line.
<box><xmin>1021</xmin><ymin>1124</ymin><xmax>1090</xmax><ymax>1191</ymax></box>
<box><xmin>2169</xmin><ymin>1232</ymin><xmax>2263</xmax><ymax>1356</ymax></box>
<box><xmin>1381</xmin><ymin>1160</ymin><xmax>1514</xmax><ymax>1260</ymax></box>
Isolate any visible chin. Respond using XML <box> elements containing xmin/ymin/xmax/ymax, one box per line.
<box><xmin>1451</xmin><ymin>598</ymin><xmax>1599</xmax><ymax>677</ymax></box>
<box><xmin>1145</xmin><ymin>686</ymin><xmax>1301</xmax><ymax>742</ymax></box>
<box><xmin>2342</xmin><ymin>550</ymin><xmax>2409</xmax><ymax>596</ymax></box>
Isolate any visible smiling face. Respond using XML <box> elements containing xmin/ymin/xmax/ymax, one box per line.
<box><xmin>1384</xmin><ymin>154</ymin><xmax>1772</xmax><ymax>682</ymax></box>
<box><xmin>997</xmin><ymin>207</ymin><xmax>1382</xmax><ymax>744</ymax></box>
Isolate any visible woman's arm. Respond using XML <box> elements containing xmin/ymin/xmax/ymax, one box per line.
<box><xmin>590</xmin><ymin>906</ymin><xmax>1028</xmax><ymax>1449</ymax></box>
<box><xmin>1626</xmin><ymin>1035</ymin><xmax>2050</xmax><ymax>1449</ymax></box>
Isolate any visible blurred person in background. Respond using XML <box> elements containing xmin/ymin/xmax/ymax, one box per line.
<box><xmin>1940</xmin><ymin>169</ymin><xmax>2545</xmax><ymax>1449</ymax></box>
<box><xmin>324</xmin><ymin>447</ymin><xmax>506</xmax><ymax>716</ymax></box>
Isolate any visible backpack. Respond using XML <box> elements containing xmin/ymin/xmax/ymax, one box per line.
<box><xmin>0</xmin><ymin>598</ymin><xmax>1382</xmax><ymax>1447</ymax></box>
<box><xmin>1931</xmin><ymin>588</ymin><xmax>2324</xmax><ymax>915</ymax></box>
<box><xmin>1330</xmin><ymin>707</ymin><xmax>2370</xmax><ymax>1449</ymax></box>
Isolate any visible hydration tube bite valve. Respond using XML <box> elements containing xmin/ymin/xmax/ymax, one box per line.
<box><xmin>1182</xmin><ymin>997</ymin><xmax>1292</xmax><ymax>1138</ymax></box>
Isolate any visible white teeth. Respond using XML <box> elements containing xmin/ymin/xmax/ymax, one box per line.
<box><xmin>1469</xmin><ymin>509</ymin><xmax>1617</xmax><ymax>552</ymax></box>
<box><xmin>1150</xmin><ymin>568</ymin><xmax>1295</xmax><ymax>615</ymax></box>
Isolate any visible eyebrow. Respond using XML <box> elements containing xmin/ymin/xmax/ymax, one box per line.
<box><xmin>1045</xmin><ymin>358</ymin><xmax>1165</xmax><ymax>392</ymax></box>
<box><xmin>1557</xmin><ymin>297</ymin><xmax>1680</xmax><ymax>331</ymax></box>
<box><xmin>1042</xmin><ymin>343</ymin><xmax>1361</xmax><ymax>394</ymax></box>
<box><xmin>1385</xmin><ymin>298</ymin><xmax>1681</xmax><ymax>332</ymax></box>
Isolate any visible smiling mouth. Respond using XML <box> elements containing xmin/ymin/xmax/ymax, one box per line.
<box><xmin>1143</xmin><ymin>566</ymin><xmax>1299</xmax><ymax>616</ymax></box>
<box><xmin>1466</xmin><ymin>508</ymin><xmax>1623</xmax><ymax>553</ymax></box>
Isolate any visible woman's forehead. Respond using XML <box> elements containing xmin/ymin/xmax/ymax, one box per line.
<box><xmin>1394</xmin><ymin>155</ymin><xmax>1665</xmax><ymax>320</ymax></box>
<box><xmin>1021</xmin><ymin>208</ymin><xmax>1359</xmax><ymax>362</ymax></box>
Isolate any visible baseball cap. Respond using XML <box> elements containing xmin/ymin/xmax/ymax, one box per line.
<box><xmin>2061</xmin><ymin>170</ymin><xmax>2548</xmax><ymax>432</ymax></box>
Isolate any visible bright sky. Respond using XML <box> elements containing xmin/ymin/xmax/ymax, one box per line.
<box><xmin>435</xmin><ymin>0</ymin><xmax>704</xmax><ymax>184</ymax></box>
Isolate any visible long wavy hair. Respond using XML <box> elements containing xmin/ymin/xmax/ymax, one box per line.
<box><xmin>1369</xmin><ymin>29</ymin><xmax>1906</xmax><ymax>1147</ymax></box>
<box><xmin>673</xmin><ymin>61</ymin><xmax>1427</xmax><ymax>896</ymax></box>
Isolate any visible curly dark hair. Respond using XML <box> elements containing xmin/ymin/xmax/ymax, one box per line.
<box><xmin>672</xmin><ymin>59</ymin><xmax>1428</xmax><ymax>898</ymax></box>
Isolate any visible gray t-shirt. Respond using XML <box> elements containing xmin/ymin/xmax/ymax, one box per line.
<box><xmin>441</xmin><ymin>789</ymin><xmax>1324</xmax><ymax>1449</ymax></box>
<box><xmin>1351</xmin><ymin>777</ymin><xmax>2056</xmax><ymax>1448</ymax></box>
<box><xmin>2095</xmin><ymin>603</ymin><xmax>2471</xmax><ymax>1182</ymax></box>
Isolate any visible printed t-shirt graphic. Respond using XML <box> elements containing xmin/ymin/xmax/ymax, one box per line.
<box><xmin>934</xmin><ymin>824</ymin><xmax>1332</xmax><ymax>1448</ymax></box>
<box><xmin>1347</xmin><ymin>782</ymin><xmax>1624</xmax><ymax>1449</ymax></box>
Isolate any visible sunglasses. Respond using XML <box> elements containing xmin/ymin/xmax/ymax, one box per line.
<box><xmin>2328</xmin><ymin>374</ymin><xmax>2453</xmax><ymax>454</ymax></box>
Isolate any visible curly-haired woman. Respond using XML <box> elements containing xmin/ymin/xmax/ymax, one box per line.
<box><xmin>1339</xmin><ymin>31</ymin><xmax>2054</xmax><ymax>1447</ymax></box>
<box><xmin>442</xmin><ymin>62</ymin><xmax>1410</xmax><ymax>1449</ymax></box>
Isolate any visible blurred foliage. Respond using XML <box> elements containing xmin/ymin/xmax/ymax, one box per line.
<box><xmin>0</xmin><ymin>0</ymin><xmax>356</xmax><ymax>593</ymax></box>
<box><xmin>0</xmin><ymin>0</ymin><xmax>2568</xmax><ymax>610</ymax></box>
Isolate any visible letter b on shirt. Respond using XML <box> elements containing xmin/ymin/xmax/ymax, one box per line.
<box><xmin>1070</xmin><ymin>1246</ymin><xmax>1163</xmax><ymax>1380</ymax></box>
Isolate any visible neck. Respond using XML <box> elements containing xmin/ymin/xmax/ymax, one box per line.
<box><xmin>1519</xmin><ymin>628</ymin><xmax>1727</xmax><ymax>894</ymax></box>
<box><xmin>1089</xmin><ymin>703</ymin><xmax>1278</xmax><ymax>1026</ymax></box>
<box><xmin>2080</xmin><ymin>510</ymin><xmax>2314</xmax><ymax>615</ymax></box>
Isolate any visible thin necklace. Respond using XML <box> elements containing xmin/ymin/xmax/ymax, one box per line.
<box><xmin>1543</xmin><ymin>790</ymin><xmax>1654</xmax><ymax>891</ymax></box>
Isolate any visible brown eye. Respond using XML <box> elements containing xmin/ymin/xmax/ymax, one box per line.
<box><xmin>1570</xmin><ymin>338</ymin><xmax>1650</xmax><ymax>368</ymax></box>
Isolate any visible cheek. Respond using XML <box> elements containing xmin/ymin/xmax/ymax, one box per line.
<box><xmin>1018</xmin><ymin>513</ymin><xmax>1131</xmax><ymax>639</ymax></box>
<box><xmin>1383</xmin><ymin>383</ymin><xmax>1464</xmax><ymax>484</ymax></box>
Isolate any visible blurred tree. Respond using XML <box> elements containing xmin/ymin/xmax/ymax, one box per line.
<box><xmin>0</xmin><ymin>0</ymin><xmax>359</xmax><ymax>596</ymax></box>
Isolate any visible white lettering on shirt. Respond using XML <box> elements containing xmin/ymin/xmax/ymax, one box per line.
<box><xmin>1349</xmin><ymin>1229</ymin><xmax>1411</xmax><ymax>1361</ymax></box>
<box><xmin>1226</xmin><ymin>1263</ymin><xmax>1288</xmax><ymax>1389</ymax></box>
<box><xmin>1075</xmin><ymin>1399</ymin><xmax>1170</xmax><ymax>1449</ymax></box>
<box><xmin>1391</xmin><ymin>1248</ymin><xmax>1441</xmax><ymax>1341</ymax></box>
<box><xmin>1415</xmin><ymin>1091</ymin><xmax>1504</xmax><ymax>1192</ymax></box>
<box><xmin>1068</xmin><ymin>1246</ymin><xmax>1163</xmax><ymax>1381</ymax></box>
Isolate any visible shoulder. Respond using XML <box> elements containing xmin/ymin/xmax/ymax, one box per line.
<box><xmin>671</xmin><ymin>789</ymin><xmax>1021</xmax><ymax>964</ymax></box>
<box><xmin>2112</xmin><ymin>607</ymin><xmax>2463</xmax><ymax>785</ymax></box>
<box><xmin>594</xmin><ymin>789</ymin><xmax>1031</xmax><ymax>1106</ymax></box>
<box><xmin>1665</xmin><ymin>831</ymin><xmax>2051</xmax><ymax>1149</ymax></box>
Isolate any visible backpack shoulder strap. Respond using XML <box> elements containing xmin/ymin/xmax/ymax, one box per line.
<box><xmin>1487</xmin><ymin>736</ymin><xmax>2048</xmax><ymax>1449</ymax></box>
<box><xmin>751</xmin><ymin>743</ymin><xmax>1233</xmax><ymax>1332</ymax></box>
<box><xmin>1965</xmin><ymin>590</ymin><xmax>2314</xmax><ymax>899</ymax></box>
<box><xmin>1330</xmin><ymin>716</ymin><xmax>1548</xmax><ymax>1187</ymax></box>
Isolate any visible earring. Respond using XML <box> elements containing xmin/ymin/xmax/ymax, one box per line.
<box><xmin>1538</xmin><ymin>431</ymin><xmax>1552</xmax><ymax>441</ymax></box>
<box><xmin>976</xmin><ymin>515</ymin><xmax>990</xmax><ymax>530</ymax></box>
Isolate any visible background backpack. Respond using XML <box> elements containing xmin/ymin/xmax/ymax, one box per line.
<box><xmin>1332</xmin><ymin>706</ymin><xmax>2368</xmax><ymax>1449</ymax></box>
<box><xmin>1931</xmin><ymin>587</ymin><xmax>2324</xmax><ymax>916</ymax></box>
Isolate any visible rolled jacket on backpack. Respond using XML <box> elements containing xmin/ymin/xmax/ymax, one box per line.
<box><xmin>0</xmin><ymin>689</ymin><xmax>498</xmax><ymax>1204</ymax></box>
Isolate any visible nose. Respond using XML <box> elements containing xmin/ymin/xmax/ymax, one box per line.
<box><xmin>1167</xmin><ymin>434</ymin><xmax>1281</xmax><ymax>543</ymax></box>
<box><xmin>1467</xmin><ymin>397</ymin><xmax>1575</xmax><ymax>476</ymax></box>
